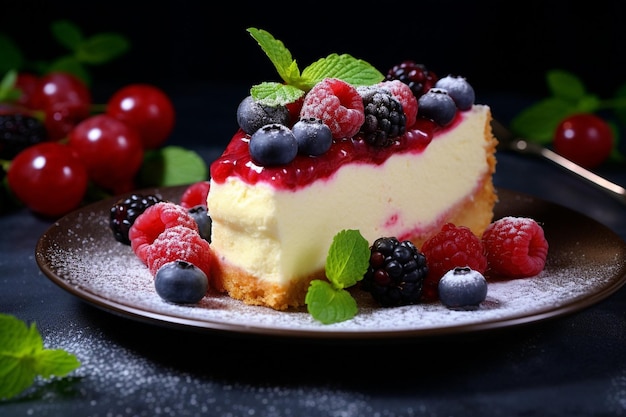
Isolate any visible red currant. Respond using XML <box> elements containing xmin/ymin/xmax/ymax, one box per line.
<box><xmin>7</xmin><ymin>142</ymin><xmax>88</xmax><ymax>218</ymax></box>
<box><xmin>553</xmin><ymin>113</ymin><xmax>613</xmax><ymax>169</ymax></box>
<box><xmin>68</xmin><ymin>114</ymin><xmax>144</xmax><ymax>194</ymax></box>
<box><xmin>106</xmin><ymin>84</ymin><xmax>175</xmax><ymax>149</ymax></box>
<box><xmin>29</xmin><ymin>72</ymin><xmax>92</xmax><ymax>141</ymax></box>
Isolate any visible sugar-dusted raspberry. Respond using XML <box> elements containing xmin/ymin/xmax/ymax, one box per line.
<box><xmin>482</xmin><ymin>216</ymin><xmax>549</xmax><ymax>279</ymax></box>
<box><xmin>420</xmin><ymin>223</ymin><xmax>488</xmax><ymax>302</ymax></box>
<box><xmin>145</xmin><ymin>225</ymin><xmax>212</xmax><ymax>278</ymax></box>
<box><xmin>376</xmin><ymin>80</ymin><xmax>418</xmax><ymax>128</ymax></box>
<box><xmin>129</xmin><ymin>202</ymin><xmax>199</xmax><ymax>264</ymax></box>
<box><xmin>180</xmin><ymin>181</ymin><xmax>210</xmax><ymax>209</ymax></box>
<box><xmin>299</xmin><ymin>78</ymin><xmax>364</xmax><ymax>139</ymax></box>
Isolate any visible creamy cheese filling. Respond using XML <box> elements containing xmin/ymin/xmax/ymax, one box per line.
<box><xmin>208</xmin><ymin>105</ymin><xmax>491</xmax><ymax>285</ymax></box>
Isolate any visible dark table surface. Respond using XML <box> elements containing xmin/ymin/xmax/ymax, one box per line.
<box><xmin>2</xmin><ymin>86</ymin><xmax>626</xmax><ymax>417</ymax></box>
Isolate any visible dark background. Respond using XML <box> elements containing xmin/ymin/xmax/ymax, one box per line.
<box><xmin>1</xmin><ymin>0</ymin><xmax>625</xmax><ymax>143</ymax></box>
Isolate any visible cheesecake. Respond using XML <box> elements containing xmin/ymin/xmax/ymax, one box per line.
<box><xmin>205</xmin><ymin>28</ymin><xmax>498</xmax><ymax>310</ymax></box>
<box><xmin>208</xmin><ymin>105</ymin><xmax>497</xmax><ymax>310</ymax></box>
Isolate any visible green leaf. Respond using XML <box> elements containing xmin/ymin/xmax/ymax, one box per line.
<box><xmin>246</xmin><ymin>28</ymin><xmax>384</xmax><ymax>99</ymax></box>
<box><xmin>0</xmin><ymin>314</ymin><xmax>80</xmax><ymax>400</ymax></box>
<box><xmin>301</xmin><ymin>54</ymin><xmax>384</xmax><ymax>89</ymax></box>
<box><xmin>137</xmin><ymin>146</ymin><xmax>208</xmax><ymax>187</ymax></box>
<box><xmin>33</xmin><ymin>349</ymin><xmax>81</xmax><ymax>378</ymax></box>
<box><xmin>325</xmin><ymin>229</ymin><xmax>370</xmax><ymax>289</ymax></box>
<box><xmin>250</xmin><ymin>82</ymin><xmax>305</xmax><ymax>106</ymax></box>
<box><xmin>247</xmin><ymin>28</ymin><xmax>300</xmax><ymax>84</ymax></box>
<box><xmin>51</xmin><ymin>20</ymin><xmax>84</xmax><ymax>52</ymax></box>
<box><xmin>546</xmin><ymin>69</ymin><xmax>587</xmax><ymax>101</ymax></box>
<box><xmin>0</xmin><ymin>69</ymin><xmax>18</xmax><ymax>102</ymax></box>
<box><xmin>0</xmin><ymin>34</ymin><xmax>23</xmax><ymax>74</ymax></box>
<box><xmin>75</xmin><ymin>33</ymin><xmax>130</xmax><ymax>65</ymax></box>
<box><xmin>614</xmin><ymin>83</ymin><xmax>626</xmax><ymax>126</ymax></box>
<box><xmin>510</xmin><ymin>97</ymin><xmax>578</xmax><ymax>143</ymax></box>
<box><xmin>305</xmin><ymin>280</ymin><xmax>358</xmax><ymax>324</ymax></box>
<box><xmin>48</xmin><ymin>56</ymin><xmax>91</xmax><ymax>86</ymax></box>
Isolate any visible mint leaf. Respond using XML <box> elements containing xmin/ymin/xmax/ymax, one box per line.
<box><xmin>305</xmin><ymin>280</ymin><xmax>358</xmax><ymax>325</ymax></box>
<box><xmin>138</xmin><ymin>146</ymin><xmax>208</xmax><ymax>187</ymax></box>
<box><xmin>76</xmin><ymin>33</ymin><xmax>131</xmax><ymax>65</ymax></box>
<box><xmin>247</xmin><ymin>28</ymin><xmax>384</xmax><ymax>104</ymax></box>
<box><xmin>250</xmin><ymin>82</ymin><xmax>305</xmax><ymax>107</ymax></box>
<box><xmin>51</xmin><ymin>20</ymin><xmax>84</xmax><ymax>52</ymax></box>
<box><xmin>0</xmin><ymin>313</ymin><xmax>80</xmax><ymax>400</ymax></box>
<box><xmin>510</xmin><ymin>97</ymin><xmax>576</xmax><ymax>143</ymax></box>
<box><xmin>306</xmin><ymin>229</ymin><xmax>370</xmax><ymax>324</ymax></box>
<box><xmin>301</xmin><ymin>54</ymin><xmax>384</xmax><ymax>89</ymax></box>
<box><xmin>0</xmin><ymin>69</ymin><xmax>20</xmax><ymax>103</ymax></box>
<box><xmin>546</xmin><ymin>69</ymin><xmax>586</xmax><ymax>101</ymax></box>
<box><xmin>247</xmin><ymin>28</ymin><xmax>300</xmax><ymax>85</ymax></box>
<box><xmin>0</xmin><ymin>34</ymin><xmax>23</xmax><ymax>75</ymax></box>
<box><xmin>325</xmin><ymin>229</ymin><xmax>370</xmax><ymax>289</ymax></box>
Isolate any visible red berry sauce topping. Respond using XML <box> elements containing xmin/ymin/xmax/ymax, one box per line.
<box><xmin>211</xmin><ymin>113</ymin><xmax>463</xmax><ymax>190</ymax></box>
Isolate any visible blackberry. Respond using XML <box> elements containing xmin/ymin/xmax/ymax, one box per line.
<box><xmin>358</xmin><ymin>86</ymin><xmax>406</xmax><ymax>147</ymax></box>
<box><xmin>0</xmin><ymin>113</ymin><xmax>48</xmax><ymax>159</ymax></box>
<box><xmin>361</xmin><ymin>237</ymin><xmax>428</xmax><ymax>307</ymax></box>
<box><xmin>109</xmin><ymin>193</ymin><xmax>164</xmax><ymax>245</ymax></box>
<box><xmin>385</xmin><ymin>61</ymin><xmax>438</xmax><ymax>99</ymax></box>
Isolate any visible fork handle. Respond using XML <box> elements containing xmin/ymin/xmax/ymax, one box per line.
<box><xmin>511</xmin><ymin>139</ymin><xmax>626</xmax><ymax>205</ymax></box>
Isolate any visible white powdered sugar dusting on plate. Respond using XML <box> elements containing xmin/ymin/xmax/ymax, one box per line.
<box><xmin>38</xmin><ymin>204</ymin><xmax>626</xmax><ymax>337</ymax></box>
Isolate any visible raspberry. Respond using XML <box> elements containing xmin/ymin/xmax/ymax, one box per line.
<box><xmin>180</xmin><ymin>181</ymin><xmax>210</xmax><ymax>209</ymax></box>
<box><xmin>357</xmin><ymin>86</ymin><xmax>406</xmax><ymax>147</ymax></box>
<box><xmin>482</xmin><ymin>217</ymin><xmax>549</xmax><ymax>279</ymax></box>
<box><xmin>384</xmin><ymin>61</ymin><xmax>438</xmax><ymax>99</ymax></box>
<box><xmin>376</xmin><ymin>80</ymin><xmax>418</xmax><ymax>128</ymax></box>
<box><xmin>129</xmin><ymin>202</ymin><xmax>199</xmax><ymax>264</ymax></box>
<box><xmin>420</xmin><ymin>223</ymin><xmax>488</xmax><ymax>302</ymax></box>
<box><xmin>109</xmin><ymin>193</ymin><xmax>164</xmax><ymax>245</ymax></box>
<box><xmin>299</xmin><ymin>78</ymin><xmax>365</xmax><ymax>139</ymax></box>
<box><xmin>145</xmin><ymin>225</ymin><xmax>212</xmax><ymax>278</ymax></box>
<box><xmin>361</xmin><ymin>237</ymin><xmax>428</xmax><ymax>307</ymax></box>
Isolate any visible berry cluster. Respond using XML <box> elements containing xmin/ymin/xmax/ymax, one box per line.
<box><xmin>109</xmin><ymin>182</ymin><xmax>213</xmax><ymax>304</ymax></box>
<box><xmin>235</xmin><ymin>64</ymin><xmax>475</xmax><ymax>168</ymax></box>
<box><xmin>362</xmin><ymin>217</ymin><xmax>548</xmax><ymax>309</ymax></box>
<box><xmin>2</xmin><ymin>72</ymin><xmax>176</xmax><ymax>218</ymax></box>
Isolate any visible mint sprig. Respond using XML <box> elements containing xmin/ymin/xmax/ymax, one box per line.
<box><xmin>247</xmin><ymin>28</ymin><xmax>384</xmax><ymax>107</ymax></box>
<box><xmin>305</xmin><ymin>229</ymin><xmax>370</xmax><ymax>324</ymax></box>
<box><xmin>510</xmin><ymin>69</ymin><xmax>626</xmax><ymax>159</ymax></box>
<box><xmin>0</xmin><ymin>19</ymin><xmax>129</xmax><ymax>87</ymax></box>
<box><xmin>0</xmin><ymin>313</ymin><xmax>80</xmax><ymax>400</ymax></box>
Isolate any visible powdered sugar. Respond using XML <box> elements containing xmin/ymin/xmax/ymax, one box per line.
<box><xmin>37</xmin><ymin>206</ymin><xmax>626</xmax><ymax>338</ymax></box>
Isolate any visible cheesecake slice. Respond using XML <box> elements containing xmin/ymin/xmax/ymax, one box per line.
<box><xmin>207</xmin><ymin>104</ymin><xmax>498</xmax><ymax>310</ymax></box>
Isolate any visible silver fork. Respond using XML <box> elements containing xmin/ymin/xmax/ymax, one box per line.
<box><xmin>491</xmin><ymin>119</ymin><xmax>626</xmax><ymax>205</ymax></box>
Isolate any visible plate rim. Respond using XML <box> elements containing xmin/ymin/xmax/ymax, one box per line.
<box><xmin>35</xmin><ymin>186</ymin><xmax>626</xmax><ymax>340</ymax></box>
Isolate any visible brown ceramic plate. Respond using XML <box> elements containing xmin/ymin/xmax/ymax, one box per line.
<box><xmin>35</xmin><ymin>186</ymin><xmax>626</xmax><ymax>339</ymax></box>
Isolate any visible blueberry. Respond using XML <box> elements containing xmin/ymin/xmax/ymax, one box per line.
<box><xmin>292</xmin><ymin>117</ymin><xmax>333</xmax><ymax>156</ymax></box>
<box><xmin>154</xmin><ymin>260</ymin><xmax>208</xmax><ymax>304</ymax></box>
<box><xmin>188</xmin><ymin>205</ymin><xmax>212</xmax><ymax>242</ymax></box>
<box><xmin>435</xmin><ymin>75</ymin><xmax>475</xmax><ymax>110</ymax></box>
<box><xmin>417</xmin><ymin>88</ymin><xmax>457</xmax><ymax>126</ymax></box>
<box><xmin>236</xmin><ymin>96</ymin><xmax>290</xmax><ymax>135</ymax></box>
<box><xmin>249</xmin><ymin>123</ymin><xmax>298</xmax><ymax>166</ymax></box>
<box><xmin>438</xmin><ymin>266</ymin><xmax>488</xmax><ymax>310</ymax></box>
